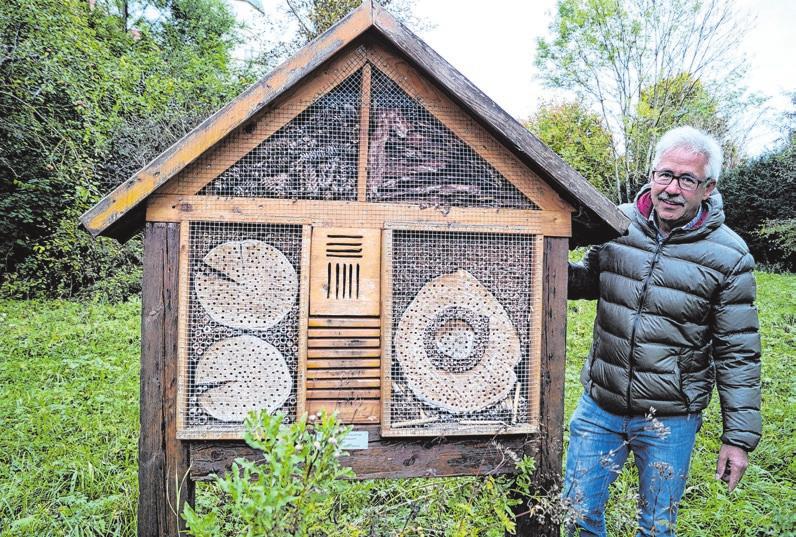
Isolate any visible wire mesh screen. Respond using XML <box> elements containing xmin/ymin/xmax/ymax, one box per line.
<box><xmin>366</xmin><ymin>66</ymin><xmax>537</xmax><ymax>210</ymax></box>
<box><xmin>197</xmin><ymin>68</ymin><xmax>363</xmax><ymax>200</ymax></box>
<box><xmin>183</xmin><ymin>222</ymin><xmax>303</xmax><ymax>436</ymax></box>
<box><xmin>387</xmin><ymin>229</ymin><xmax>539</xmax><ymax>435</ymax></box>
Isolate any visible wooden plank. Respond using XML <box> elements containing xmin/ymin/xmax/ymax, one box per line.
<box><xmin>366</xmin><ymin>43</ymin><xmax>569</xmax><ymax>213</ymax></box>
<box><xmin>306</xmin><ymin>367</ymin><xmax>381</xmax><ymax>379</ymax></box>
<box><xmin>307</xmin><ymin>378</ymin><xmax>381</xmax><ymax>389</ymax></box>
<box><xmin>190</xmin><ymin>428</ymin><xmax>540</xmax><ymax>480</ymax></box>
<box><xmin>307</xmin><ymin>359</ymin><xmax>382</xmax><ymax>369</ymax></box>
<box><xmin>370</xmin><ymin>4</ymin><xmax>629</xmax><ymax>240</ymax></box>
<box><xmin>140</xmin><ymin>222</ymin><xmax>192</xmax><ymax>537</ymax></box>
<box><xmin>357</xmin><ymin>63</ymin><xmax>372</xmax><ymax>201</ymax></box>
<box><xmin>139</xmin><ymin>223</ymin><xmax>167</xmax><ymax>536</ymax></box>
<box><xmin>306</xmin><ymin>400</ymin><xmax>380</xmax><ymax>423</ymax></box>
<box><xmin>308</xmin><ymin>316</ymin><xmax>381</xmax><ymax>328</ymax></box>
<box><xmin>380</xmin><ymin>229</ymin><xmax>394</xmax><ymax>433</ymax></box>
<box><xmin>384</xmin><ymin>422</ymin><xmax>536</xmax><ymax>438</ymax></box>
<box><xmin>162</xmin><ymin>223</ymin><xmax>191</xmax><ymax>537</ymax></box>
<box><xmin>160</xmin><ymin>49</ymin><xmax>369</xmax><ymax>197</ymax></box>
<box><xmin>518</xmin><ymin>237</ymin><xmax>568</xmax><ymax>537</ymax></box>
<box><xmin>175</xmin><ymin>223</ymin><xmax>190</xmax><ymax>435</ymax></box>
<box><xmin>81</xmin><ymin>3</ymin><xmax>376</xmax><ymax>237</ymax></box>
<box><xmin>308</xmin><ymin>337</ymin><xmax>380</xmax><ymax>348</ymax></box>
<box><xmin>296</xmin><ymin>225</ymin><xmax>312</xmax><ymax>420</ymax></box>
<box><xmin>306</xmin><ymin>389</ymin><xmax>381</xmax><ymax>399</ymax></box>
<box><xmin>309</xmin><ymin>227</ymin><xmax>382</xmax><ymax>316</ymax></box>
<box><xmin>383</xmin><ymin>221</ymin><xmax>543</xmax><ymax>235</ymax></box>
<box><xmin>308</xmin><ymin>348</ymin><xmax>381</xmax><ymax>358</ymax></box>
<box><xmin>145</xmin><ymin>196</ymin><xmax>572</xmax><ymax>237</ymax></box>
<box><xmin>528</xmin><ymin>234</ymin><xmax>545</xmax><ymax>426</ymax></box>
<box><xmin>308</xmin><ymin>328</ymin><xmax>381</xmax><ymax>338</ymax></box>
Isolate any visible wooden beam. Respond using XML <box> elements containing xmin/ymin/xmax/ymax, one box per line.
<box><xmin>357</xmin><ymin>63</ymin><xmax>372</xmax><ymax>201</ymax></box>
<box><xmin>140</xmin><ymin>222</ymin><xmax>192</xmax><ymax>537</ymax></box>
<box><xmin>145</xmin><ymin>196</ymin><xmax>572</xmax><ymax>237</ymax></box>
<box><xmin>190</xmin><ymin>426</ymin><xmax>540</xmax><ymax>480</ymax></box>
<box><xmin>511</xmin><ymin>236</ymin><xmax>568</xmax><ymax>537</ymax></box>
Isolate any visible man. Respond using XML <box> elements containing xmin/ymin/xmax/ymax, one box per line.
<box><xmin>564</xmin><ymin>126</ymin><xmax>761</xmax><ymax>536</ymax></box>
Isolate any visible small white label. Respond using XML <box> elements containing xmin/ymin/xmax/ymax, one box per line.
<box><xmin>340</xmin><ymin>430</ymin><xmax>369</xmax><ymax>450</ymax></box>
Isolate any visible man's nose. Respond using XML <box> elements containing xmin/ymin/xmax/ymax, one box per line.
<box><xmin>665</xmin><ymin>178</ymin><xmax>682</xmax><ymax>194</ymax></box>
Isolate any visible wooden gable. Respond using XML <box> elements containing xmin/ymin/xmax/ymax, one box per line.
<box><xmin>145</xmin><ymin>41</ymin><xmax>571</xmax><ymax>237</ymax></box>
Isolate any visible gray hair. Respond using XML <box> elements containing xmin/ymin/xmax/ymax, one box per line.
<box><xmin>652</xmin><ymin>126</ymin><xmax>723</xmax><ymax>182</ymax></box>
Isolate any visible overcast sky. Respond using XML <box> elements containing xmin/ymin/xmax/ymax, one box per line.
<box><xmin>233</xmin><ymin>0</ymin><xmax>795</xmax><ymax>156</ymax></box>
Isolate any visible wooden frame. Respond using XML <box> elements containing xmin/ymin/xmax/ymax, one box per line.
<box><xmin>146</xmin><ymin>197</ymin><xmax>571</xmax><ymax>237</ymax></box>
<box><xmin>295</xmin><ymin>225</ymin><xmax>312</xmax><ymax>419</ymax></box>
<box><xmin>175</xmin><ymin>220</ymin><xmax>312</xmax><ymax>440</ymax></box>
<box><xmin>82</xmin><ymin>1</ymin><xmax>627</xmax><ymax>245</ymax></box>
<box><xmin>379</xmin><ymin>224</ymin><xmax>543</xmax><ymax>438</ymax></box>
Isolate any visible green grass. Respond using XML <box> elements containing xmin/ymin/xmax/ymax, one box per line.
<box><xmin>0</xmin><ymin>300</ymin><xmax>140</xmax><ymax>536</ymax></box>
<box><xmin>1</xmin><ymin>273</ymin><xmax>794</xmax><ymax>535</ymax></box>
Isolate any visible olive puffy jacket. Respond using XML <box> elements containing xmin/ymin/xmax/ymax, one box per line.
<box><xmin>569</xmin><ymin>186</ymin><xmax>762</xmax><ymax>451</ymax></box>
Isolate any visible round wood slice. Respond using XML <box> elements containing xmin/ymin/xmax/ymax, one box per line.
<box><xmin>395</xmin><ymin>270</ymin><xmax>521</xmax><ymax>414</ymax></box>
<box><xmin>195</xmin><ymin>335</ymin><xmax>292</xmax><ymax>422</ymax></box>
<box><xmin>195</xmin><ymin>239</ymin><xmax>298</xmax><ymax>330</ymax></box>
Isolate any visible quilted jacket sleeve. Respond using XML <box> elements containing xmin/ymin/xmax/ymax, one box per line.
<box><xmin>711</xmin><ymin>252</ymin><xmax>762</xmax><ymax>451</ymax></box>
<box><xmin>568</xmin><ymin>245</ymin><xmax>603</xmax><ymax>300</ymax></box>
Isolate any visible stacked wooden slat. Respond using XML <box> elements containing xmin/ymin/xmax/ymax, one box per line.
<box><xmin>305</xmin><ymin>316</ymin><xmax>381</xmax><ymax>423</ymax></box>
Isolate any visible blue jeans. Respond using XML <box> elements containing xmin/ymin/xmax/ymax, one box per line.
<box><xmin>563</xmin><ymin>392</ymin><xmax>702</xmax><ymax>537</ymax></box>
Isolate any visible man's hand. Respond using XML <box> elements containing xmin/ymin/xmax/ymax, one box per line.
<box><xmin>716</xmin><ymin>444</ymin><xmax>749</xmax><ymax>492</ymax></box>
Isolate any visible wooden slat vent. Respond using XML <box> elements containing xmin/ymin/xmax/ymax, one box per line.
<box><xmin>305</xmin><ymin>315</ymin><xmax>381</xmax><ymax>424</ymax></box>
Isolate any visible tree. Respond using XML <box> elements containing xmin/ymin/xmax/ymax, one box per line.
<box><xmin>0</xmin><ymin>0</ymin><xmax>248</xmax><ymax>298</ymax></box>
<box><xmin>536</xmin><ymin>0</ymin><xmax>754</xmax><ymax>202</ymax></box>
<box><xmin>243</xmin><ymin>0</ymin><xmax>424</xmax><ymax>73</ymax></box>
<box><xmin>526</xmin><ymin>101</ymin><xmax>616</xmax><ymax>196</ymax></box>
<box><xmin>625</xmin><ymin>73</ymin><xmax>742</xmax><ymax>189</ymax></box>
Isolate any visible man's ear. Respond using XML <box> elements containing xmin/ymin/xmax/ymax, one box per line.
<box><xmin>703</xmin><ymin>180</ymin><xmax>717</xmax><ymax>200</ymax></box>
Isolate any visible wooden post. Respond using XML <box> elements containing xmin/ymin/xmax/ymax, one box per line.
<box><xmin>139</xmin><ymin>222</ymin><xmax>194</xmax><ymax>537</ymax></box>
<box><xmin>511</xmin><ymin>237</ymin><xmax>568</xmax><ymax>536</ymax></box>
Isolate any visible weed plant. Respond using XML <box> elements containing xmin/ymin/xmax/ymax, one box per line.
<box><xmin>0</xmin><ymin>272</ymin><xmax>793</xmax><ymax>535</ymax></box>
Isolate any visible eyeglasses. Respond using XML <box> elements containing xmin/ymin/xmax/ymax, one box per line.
<box><xmin>651</xmin><ymin>170</ymin><xmax>710</xmax><ymax>192</ymax></box>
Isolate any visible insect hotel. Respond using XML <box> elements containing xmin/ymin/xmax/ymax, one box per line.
<box><xmin>81</xmin><ymin>2</ymin><xmax>627</xmax><ymax>535</ymax></box>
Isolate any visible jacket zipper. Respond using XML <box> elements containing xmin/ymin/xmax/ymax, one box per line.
<box><xmin>626</xmin><ymin>239</ymin><xmax>665</xmax><ymax>413</ymax></box>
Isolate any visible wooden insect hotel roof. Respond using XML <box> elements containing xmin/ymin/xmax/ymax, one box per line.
<box><xmin>80</xmin><ymin>0</ymin><xmax>628</xmax><ymax>245</ymax></box>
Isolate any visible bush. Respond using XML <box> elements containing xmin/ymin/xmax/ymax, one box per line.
<box><xmin>183</xmin><ymin>411</ymin><xmax>354</xmax><ymax>537</ymax></box>
<box><xmin>0</xmin><ymin>214</ymin><xmax>142</xmax><ymax>302</ymax></box>
<box><xmin>721</xmin><ymin>143</ymin><xmax>796</xmax><ymax>271</ymax></box>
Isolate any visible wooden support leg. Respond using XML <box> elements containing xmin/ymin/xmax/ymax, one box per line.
<box><xmin>510</xmin><ymin>237</ymin><xmax>568</xmax><ymax>536</ymax></box>
<box><xmin>140</xmin><ymin>222</ymin><xmax>194</xmax><ymax>536</ymax></box>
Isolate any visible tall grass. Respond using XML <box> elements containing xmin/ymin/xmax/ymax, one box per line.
<box><xmin>0</xmin><ymin>273</ymin><xmax>793</xmax><ymax>535</ymax></box>
<box><xmin>0</xmin><ymin>301</ymin><xmax>140</xmax><ymax>536</ymax></box>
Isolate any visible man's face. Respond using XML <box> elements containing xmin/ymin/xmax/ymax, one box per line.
<box><xmin>650</xmin><ymin>146</ymin><xmax>716</xmax><ymax>233</ymax></box>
